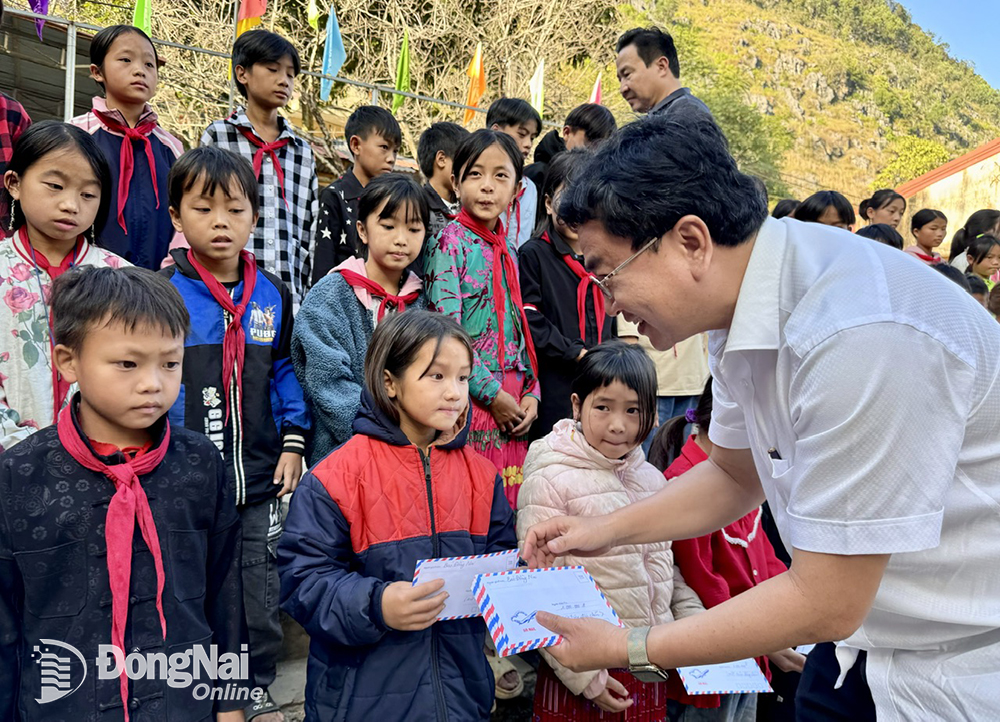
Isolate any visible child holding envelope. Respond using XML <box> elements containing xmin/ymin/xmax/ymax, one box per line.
<box><xmin>278</xmin><ymin>311</ymin><xmax>516</xmax><ymax>722</ymax></box>
<box><xmin>518</xmin><ymin>342</ymin><xmax>710</xmax><ymax>721</ymax></box>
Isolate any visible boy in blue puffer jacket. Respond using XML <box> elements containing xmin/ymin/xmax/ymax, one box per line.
<box><xmin>278</xmin><ymin>310</ymin><xmax>516</xmax><ymax>722</ymax></box>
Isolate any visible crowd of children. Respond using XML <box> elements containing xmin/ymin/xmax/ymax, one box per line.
<box><xmin>1</xmin><ymin>7</ymin><xmax>999</xmax><ymax>722</ymax></box>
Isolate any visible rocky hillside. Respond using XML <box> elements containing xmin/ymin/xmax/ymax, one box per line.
<box><xmin>631</xmin><ymin>0</ymin><xmax>1000</xmax><ymax>201</ymax></box>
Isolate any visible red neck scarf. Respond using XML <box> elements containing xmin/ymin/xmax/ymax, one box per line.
<box><xmin>455</xmin><ymin>207</ymin><xmax>538</xmax><ymax>379</ymax></box>
<box><xmin>57</xmin><ymin>403</ymin><xmax>168</xmax><ymax>722</ymax></box>
<box><xmin>338</xmin><ymin>268</ymin><xmax>419</xmax><ymax>322</ymax></box>
<box><xmin>93</xmin><ymin>109</ymin><xmax>161</xmax><ymax>234</ymax></box>
<box><xmin>542</xmin><ymin>231</ymin><xmax>605</xmax><ymax>344</ymax></box>
<box><xmin>17</xmin><ymin>227</ymin><xmax>84</xmax><ymax>421</ymax></box>
<box><xmin>186</xmin><ymin>249</ymin><xmax>258</xmax><ymax>425</ymax></box>
<box><xmin>237</xmin><ymin>126</ymin><xmax>289</xmax><ymax>206</ymax></box>
<box><xmin>504</xmin><ymin>184</ymin><xmax>527</xmax><ymax>246</ymax></box>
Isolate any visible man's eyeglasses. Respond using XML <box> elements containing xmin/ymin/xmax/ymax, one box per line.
<box><xmin>590</xmin><ymin>237</ymin><xmax>659</xmax><ymax>300</ymax></box>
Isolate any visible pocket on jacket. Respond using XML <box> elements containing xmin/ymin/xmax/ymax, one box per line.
<box><xmin>168</xmin><ymin>529</ymin><xmax>208</xmax><ymax>601</ymax></box>
<box><xmin>15</xmin><ymin>540</ymin><xmax>87</xmax><ymax>618</ymax></box>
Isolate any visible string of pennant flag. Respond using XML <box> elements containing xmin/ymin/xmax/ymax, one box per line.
<box><xmin>29</xmin><ymin>0</ymin><xmax>606</xmax><ymax>122</ymax></box>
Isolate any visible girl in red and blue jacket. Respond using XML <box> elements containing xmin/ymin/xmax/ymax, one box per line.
<box><xmin>277</xmin><ymin>310</ymin><xmax>517</xmax><ymax>722</ymax></box>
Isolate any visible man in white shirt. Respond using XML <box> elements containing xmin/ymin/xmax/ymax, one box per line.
<box><xmin>522</xmin><ymin>114</ymin><xmax>1000</xmax><ymax>720</ymax></box>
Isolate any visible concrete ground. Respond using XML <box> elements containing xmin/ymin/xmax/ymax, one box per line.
<box><xmin>269</xmin><ymin>613</ymin><xmax>536</xmax><ymax>721</ymax></box>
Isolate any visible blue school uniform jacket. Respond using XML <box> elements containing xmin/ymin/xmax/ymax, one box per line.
<box><xmin>0</xmin><ymin>405</ymin><xmax>250</xmax><ymax>721</ymax></box>
<box><xmin>277</xmin><ymin>391</ymin><xmax>517</xmax><ymax>722</ymax></box>
<box><xmin>70</xmin><ymin>98</ymin><xmax>183</xmax><ymax>270</ymax></box>
<box><xmin>161</xmin><ymin>249</ymin><xmax>309</xmax><ymax>506</ymax></box>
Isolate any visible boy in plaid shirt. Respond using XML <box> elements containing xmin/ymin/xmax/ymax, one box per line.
<box><xmin>201</xmin><ymin>30</ymin><xmax>318</xmax><ymax>308</ymax></box>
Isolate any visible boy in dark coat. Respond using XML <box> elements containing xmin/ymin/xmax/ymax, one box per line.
<box><xmin>0</xmin><ymin>265</ymin><xmax>250</xmax><ymax>721</ymax></box>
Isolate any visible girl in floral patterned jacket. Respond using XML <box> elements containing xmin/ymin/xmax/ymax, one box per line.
<box><xmin>0</xmin><ymin>121</ymin><xmax>127</xmax><ymax>450</ymax></box>
<box><xmin>424</xmin><ymin>129</ymin><xmax>540</xmax><ymax>512</ymax></box>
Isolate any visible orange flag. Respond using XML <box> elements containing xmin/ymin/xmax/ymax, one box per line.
<box><xmin>464</xmin><ymin>43</ymin><xmax>486</xmax><ymax>125</ymax></box>
<box><xmin>236</xmin><ymin>0</ymin><xmax>267</xmax><ymax>37</ymax></box>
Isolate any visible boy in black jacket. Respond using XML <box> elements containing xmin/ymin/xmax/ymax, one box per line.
<box><xmin>0</xmin><ymin>266</ymin><xmax>250</xmax><ymax>721</ymax></box>
<box><xmin>313</xmin><ymin>106</ymin><xmax>401</xmax><ymax>281</ymax></box>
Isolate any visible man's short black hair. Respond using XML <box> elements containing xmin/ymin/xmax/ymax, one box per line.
<box><xmin>564</xmin><ymin>104</ymin><xmax>617</xmax><ymax>144</ymax></box>
<box><xmin>232</xmin><ymin>30</ymin><xmax>301</xmax><ymax>99</ymax></box>
<box><xmin>168</xmin><ymin>146</ymin><xmax>260</xmax><ymax>216</ymax></box>
<box><xmin>417</xmin><ymin>122</ymin><xmax>470</xmax><ymax>179</ymax></box>
<box><xmin>52</xmin><ymin>266</ymin><xmax>190</xmax><ymax>352</ymax></box>
<box><xmin>560</xmin><ymin>114</ymin><xmax>767</xmax><ymax>250</ymax></box>
<box><xmin>616</xmin><ymin>27</ymin><xmax>680</xmax><ymax>78</ymax></box>
<box><xmin>486</xmin><ymin>98</ymin><xmax>542</xmax><ymax>137</ymax></box>
<box><xmin>344</xmin><ymin>105</ymin><xmax>402</xmax><ymax>150</ymax></box>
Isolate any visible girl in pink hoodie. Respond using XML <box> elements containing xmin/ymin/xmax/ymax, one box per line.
<box><xmin>291</xmin><ymin>174</ymin><xmax>427</xmax><ymax>463</ymax></box>
<box><xmin>518</xmin><ymin>341</ymin><xmax>709</xmax><ymax>721</ymax></box>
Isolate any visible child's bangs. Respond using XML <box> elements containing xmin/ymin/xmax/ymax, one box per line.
<box><xmin>379</xmin><ymin>194</ymin><xmax>426</xmax><ymax>228</ymax></box>
<box><xmin>572</xmin><ymin>342</ymin><xmax>659</xmax><ymax>443</ymax></box>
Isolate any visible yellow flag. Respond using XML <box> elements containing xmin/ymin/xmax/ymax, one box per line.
<box><xmin>307</xmin><ymin>0</ymin><xmax>320</xmax><ymax>30</ymax></box>
<box><xmin>464</xmin><ymin>43</ymin><xmax>486</xmax><ymax>125</ymax></box>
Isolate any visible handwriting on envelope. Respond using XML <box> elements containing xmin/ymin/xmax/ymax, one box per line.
<box><xmin>412</xmin><ymin>550</ymin><xmax>520</xmax><ymax>620</ymax></box>
<box><xmin>677</xmin><ymin>658</ymin><xmax>773</xmax><ymax>695</ymax></box>
<box><xmin>472</xmin><ymin>566</ymin><xmax>622</xmax><ymax>657</ymax></box>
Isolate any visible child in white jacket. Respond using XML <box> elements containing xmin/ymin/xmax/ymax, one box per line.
<box><xmin>518</xmin><ymin>341</ymin><xmax>708</xmax><ymax>722</ymax></box>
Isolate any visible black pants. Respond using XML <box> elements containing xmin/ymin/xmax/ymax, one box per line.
<box><xmin>240</xmin><ymin>497</ymin><xmax>284</xmax><ymax>690</ymax></box>
<box><xmin>795</xmin><ymin>643</ymin><xmax>876</xmax><ymax>721</ymax></box>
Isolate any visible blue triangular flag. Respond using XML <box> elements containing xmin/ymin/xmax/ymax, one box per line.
<box><xmin>320</xmin><ymin>3</ymin><xmax>346</xmax><ymax>101</ymax></box>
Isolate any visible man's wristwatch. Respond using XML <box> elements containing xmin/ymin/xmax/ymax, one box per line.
<box><xmin>626</xmin><ymin>626</ymin><xmax>669</xmax><ymax>683</ymax></box>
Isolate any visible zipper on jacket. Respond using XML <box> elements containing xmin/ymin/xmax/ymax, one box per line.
<box><xmin>420</xmin><ymin>448</ymin><xmax>448</xmax><ymax>721</ymax></box>
<box><xmin>223</xmin><ymin>302</ymin><xmax>246</xmax><ymax>505</ymax></box>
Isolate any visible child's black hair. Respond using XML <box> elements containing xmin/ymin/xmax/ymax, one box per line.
<box><xmin>930</xmin><ymin>264</ymin><xmax>971</xmax><ymax>292</ymax></box>
<box><xmin>232</xmin><ymin>29</ymin><xmax>301</xmax><ymax>99</ymax></box>
<box><xmin>571</xmin><ymin>340</ymin><xmax>658</xmax><ymax>446</ymax></box>
<box><xmin>344</xmin><ymin>105</ymin><xmax>402</xmax><ymax>151</ymax></box>
<box><xmin>416</xmin><ymin>122</ymin><xmax>470</xmax><ymax>180</ymax></box>
<box><xmin>452</xmin><ymin>129</ymin><xmax>524</xmax><ymax>187</ymax></box>
<box><xmin>564</xmin><ymin>104</ymin><xmax>617</xmax><ymax>145</ymax></box>
<box><xmin>51</xmin><ymin>265</ymin><xmax>189</xmax><ymax>352</ymax></box>
<box><xmin>364</xmin><ymin>310</ymin><xmax>474</xmax><ymax>425</ymax></box>
<box><xmin>167</xmin><ymin>146</ymin><xmax>260</xmax><ymax>216</ymax></box>
<box><xmin>2</xmin><ymin>120</ymin><xmax>113</xmax><ymax>235</ymax></box>
<box><xmin>794</xmin><ymin>190</ymin><xmax>855</xmax><ymax>227</ymax></box>
<box><xmin>535</xmin><ymin>148</ymin><xmax>592</xmax><ymax>236</ymax></box>
<box><xmin>911</xmin><ymin>208</ymin><xmax>947</xmax><ymax>231</ymax></box>
<box><xmin>965</xmin><ymin>273</ymin><xmax>989</xmax><ymax>297</ymax></box>
<box><xmin>616</xmin><ymin>27</ymin><xmax>680</xmax><ymax>77</ymax></box>
<box><xmin>950</xmin><ymin>210</ymin><xmax>1000</xmax><ymax>262</ymax></box>
<box><xmin>89</xmin><ymin>25</ymin><xmax>159</xmax><ymax>93</ymax></box>
<box><xmin>858</xmin><ymin>189</ymin><xmax>905</xmax><ymax>222</ymax></box>
<box><xmin>855</xmin><ymin>223</ymin><xmax>904</xmax><ymax>250</ymax></box>
<box><xmin>357</xmin><ymin>173</ymin><xmax>430</xmax><ymax>231</ymax></box>
<box><xmin>988</xmin><ymin>284</ymin><xmax>1000</xmax><ymax>316</ymax></box>
<box><xmin>486</xmin><ymin>98</ymin><xmax>542</xmax><ymax>137</ymax></box>
<box><xmin>965</xmin><ymin>233</ymin><xmax>1000</xmax><ymax>267</ymax></box>
<box><xmin>648</xmin><ymin>378</ymin><xmax>713</xmax><ymax>473</ymax></box>
<box><xmin>771</xmin><ymin>199</ymin><xmax>800</xmax><ymax>219</ymax></box>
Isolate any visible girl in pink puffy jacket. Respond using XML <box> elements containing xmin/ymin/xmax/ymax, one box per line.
<box><xmin>518</xmin><ymin>341</ymin><xmax>711</xmax><ymax>722</ymax></box>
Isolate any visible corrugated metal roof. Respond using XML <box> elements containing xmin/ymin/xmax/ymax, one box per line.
<box><xmin>1</xmin><ymin>12</ymin><xmax>97</xmax><ymax>121</ymax></box>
